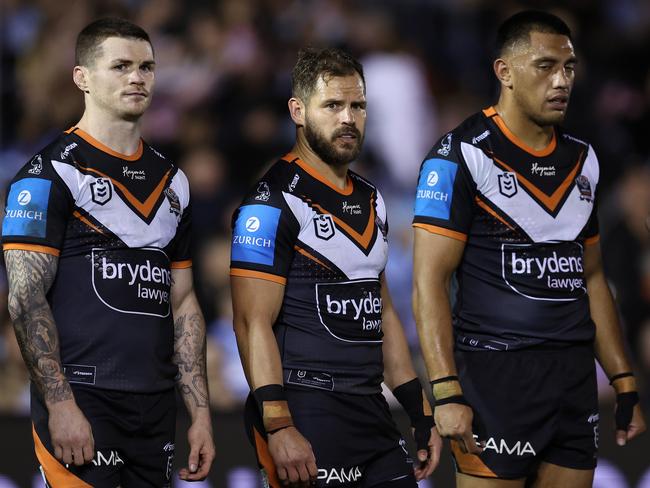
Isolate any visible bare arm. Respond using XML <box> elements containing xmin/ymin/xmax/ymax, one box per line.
<box><xmin>412</xmin><ymin>228</ymin><xmax>464</xmax><ymax>384</ymax></box>
<box><xmin>231</xmin><ymin>275</ymin><xmax>317</xmax><ymax>485</ymax></box>
<box><xmin>5</xmin><ymin>249</ymin><xmax>93</xmax><ymax>465</ymax></box>
<box><xmin>171</xmin><ymin>267</ymin><xmax>209</xmax><ymax>413</ymax></box>
<box><xmin>380</xmin><ymin>273</ymin><xmax>441</xmax><ymax>479</ymax></box>
<box><xmin>584</xmin><ymin>242</ymin><xmax>646</xmax><ymax>444</ymax></box>
<box><xmin>381</xmin><ymin>273</ymin><xmax>418</xmax><ymax>390</ymax></box>
<box><xmin>171</xmin><ymin>266</ymin><xmax>215</xmax><ymax>480</ymax></box>
<box><xmin>412</xmin><ymin>228</ymin><xmax>481</xmax><ymax>454</ymax></box>
<box><xmin>5</xmin><ymin>250</ymin><xmax>70</xmax><ymax>403</ymax></box>
<box><xmin>231</xmin><ymin>276</ymin><xmax>285</xmax><ymax>389</ymax></box>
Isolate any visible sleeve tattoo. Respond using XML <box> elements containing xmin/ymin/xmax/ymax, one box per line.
<box><xmin>4</xmin><ymin>250</ymin><xmax>73</xmax><ymax>404</ymax></box>
<box><xmin>173</xmin><ymin>312</ymin><xmax>209</xmax><ymax>409</ymax></box>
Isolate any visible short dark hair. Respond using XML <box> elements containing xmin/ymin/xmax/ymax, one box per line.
<box><xmin>75</xmin><ymin>18</ymin><xmax>152</xmax><ymax>66</ymax></box>
<box><xmin>292</xmin><ymin>47</ymin><xmax>365</xmax><ymax>101</ymax></box>
<box><xmin>496</xmin><ymin>10</ymin><xmax>572</xmax><ymax>57</ymax></box>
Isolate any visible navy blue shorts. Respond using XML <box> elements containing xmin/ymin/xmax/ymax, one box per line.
<box><xmin>245</xmin><ymin>386</ymin><xmax>416</xmax><ymax>487</ymax></box>
<box><xmin>32</xmin><ymin>384</ymin><xmax>176</xmax><ymax>487</ymax></box>
<box><xmin>452</xmin><ymin>343</ymin><xmax>598</xmax><ymax>479</ymax></box>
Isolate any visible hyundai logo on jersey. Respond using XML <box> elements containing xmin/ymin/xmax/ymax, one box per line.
<box><xmin>414</xmin><ymin>158</ymin><xmax>457</xmax><ymax>220</ymax></box>
<box><xmin>2</xmin><ymin>178</ymin><xmax>51</xmax><ymax>238</ymax></box>
<box><xmin>232</xmin><ymin>204</ymin><xmax>280</xmax><ymax>265</ymax></box>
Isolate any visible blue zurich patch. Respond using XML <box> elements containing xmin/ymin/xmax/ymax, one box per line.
<box><xmin>2</xmin><ymin>178</ymin><xmax>51</xmax><ymax>238</ymax></box>
<box><xmin>414</xmin><ymin>158</ymin><xmax>457</xmax><ymax>220</ymax></box>
<box><xmin>231</xmin><ymin>205</ymin><xmax>281</xmax><ymax>265</ymax></box>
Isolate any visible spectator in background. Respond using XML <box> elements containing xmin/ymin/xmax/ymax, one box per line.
<box><xmin>602</xmin><ymin>164</ymin><xmax>650</xmax><ymax>368</ymax></box>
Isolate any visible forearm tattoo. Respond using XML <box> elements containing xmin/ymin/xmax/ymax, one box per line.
<box><xmin>173</xmin><ymin>312</ymin><xmax>209</xmax><ymax>409</ymax></box>
<box><xmin>4</xmin><ymin>250</ymin><xmax>72</xmax><ymax>404</ymax></box>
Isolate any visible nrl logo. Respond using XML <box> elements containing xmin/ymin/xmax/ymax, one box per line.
<box><xmin>90</xmin><ymin>178</ymin><xmax>113</xmax><ymax>205</ymax></box>
<box><xmin>498</xmin><ymin>172</ymin><xmax>518</xmax><ymax>198</ymax></box>
<box><xmin>314</xmin><ymin>214</ymin><xmax>335</xmax><ymax>240</ymax></box>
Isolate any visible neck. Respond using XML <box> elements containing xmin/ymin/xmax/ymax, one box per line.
<box><xmin>494</xmin><ymin>97</ymin><xmax>554</xmax><ymax>151</ymax></box>
<box><xmin>75</xmin><ymin>109</ymin><xmax>142</xmax><ymax>156</ymax></box>
<box><xmin>293</xmin><ymin>134</ymin><xmax>349</xmax><ymax>190</ymax></box>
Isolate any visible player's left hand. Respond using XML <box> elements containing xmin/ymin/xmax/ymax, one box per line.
<box><xmin>179</xmin><ymin>416</ymin><xmax>216</xmax><ymax>481</ymax></box>
<box><xmin>615</xmin><ymin>401</ymin><xmax>646</xmax><ymax>446</ymax></box>
<box><xmin>412</xmin><ymin>426</ymin><xmax>442</xmax><ymax>481</ymax></box>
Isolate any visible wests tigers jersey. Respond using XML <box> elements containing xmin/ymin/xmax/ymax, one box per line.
<box><xmin>2</xmin><ymin>127</ymin><xmax>191</xmax><ymax>392</ymax></box>
<box><xmin>413</xmin><ymin>108</ymin><xmax>599</xmax><ymax>350</ymax></box>
<box><xmin>230</xmin><ymin>154</ymin><xmax>389</xmax><ymax>394</ymax></box>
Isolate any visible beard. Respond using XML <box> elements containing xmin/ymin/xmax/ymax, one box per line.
<box><xmin>304</xmin><ymin>118</ymin><xmax>363</xmax><ymax>168</ymax></box>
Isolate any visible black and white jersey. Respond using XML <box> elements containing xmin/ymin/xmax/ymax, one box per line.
<box><xmin>413</xmin><ymin>107</ymin><xmax>599</xmax><ymax>350</ymax></box>
<box><xmin>230</xmin><ymin>154</ymin><xmax>389</xmax><ymax>394</ymax></box>
<box><xmin>2</xmin><ymin>127</ymin><xmax>191</xmax><ymax>392</ymax></box>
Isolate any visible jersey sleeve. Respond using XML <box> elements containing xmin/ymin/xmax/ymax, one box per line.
<box><xmin>169</xmin><ymin>201</ymin><xmax>192</xmax><ymax>268</ymax></box>
<box><xmin>412</xmin><ymin>133</ymin><xmax>477</xmax><ymax>242</ymax></box>
<box><xmin>581</xmin><ymin>145</ymin><xmax>600</xmax><ymax>245</ymax></box>
<box><xmin>167</xmin><ymin>169</ymin><xmax>193</xmax><ymax>268</ymax></box>
<box><xmin>1</xmin><ymin>155</ymin><xmax>72</xmax><ymax>256</ymax></box>
<box><xmin>582</xmin><ymin>200</ymin><xmax>599</xmax><ymax>245</ymax></box>
<box><xmin>230</xmin><ymin>180</ymin><xmax>299</xmax><ymax>285</ymax></box>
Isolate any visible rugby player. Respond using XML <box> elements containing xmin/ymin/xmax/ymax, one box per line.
<box><xmin>2</xmin><ymin>18</ymin><xmax>214</xmax><ymax>486</ymax></box>
<box><xmin>230</xmin><ymin>47</ymin><xmax>441</xmax><ymax>487</ymax></box>
<box><xmin>412</xmin><ymin>10</ymin><xmax>646</xmax><ymax>488</ymax></box>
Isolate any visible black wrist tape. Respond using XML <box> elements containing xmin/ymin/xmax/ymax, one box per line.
<box><xmin>609</xmin><ymin>372</ymin><xmax>634</xmax><ymax>385</ymax></box>
<box><xmin>253</xmin><ymin>384</ymin><xmax>287</xmax><ymax>411</ymax></box>
<box><xmin>393</xmin><ymin>378</ymin><xmax>434</xmax><ymax>450</ymax></box>
<box><xmin>615</xmin><ymin>391</ymin><xmax>639</xmax><ymax>430</ymax></box>
<box><xmin>253</xmin><ymin>384</ymin><xmax>294</xmax><ymax>434</ymax></box>
<box><xmin>434</xmin><ymin>394</ymin><xmax>469</xmax><ymax>407</ymax></box>
<box><xmin>430</xmin><ymin>375</ymin><xmax>459</xmax><ymax>386</ymax></box>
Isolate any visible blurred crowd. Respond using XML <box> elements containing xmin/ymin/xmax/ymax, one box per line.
<box><xmin>0</xmin><ymin>0</ymin><xmax>649</xmax><ymax>416</ymax></box>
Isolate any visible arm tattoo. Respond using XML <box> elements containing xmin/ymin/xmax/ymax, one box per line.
<box><xmin>4</xmin><ymin>250</ymin><xmax>73</xmax><ymax>404</ymax></box>
<box><xmin>173</xmin><ymin>312</ymin><xmax>209</xmax><ymax>409</ymax></box>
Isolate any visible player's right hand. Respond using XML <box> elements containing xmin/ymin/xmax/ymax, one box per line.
<box><xmin>267</xmin><ymin>426</ymin><xmax>318</xmax><ymax>487</ymax></box>
<box><xmin>48</xmin><ymin>399</ymin><xmax>95</xmax><ymax>466</ymax></box>
<box><xmin>615</xmin><ymin>400</ymin><xmax>646</xmax><ymax>446</ymax></box>
<box><xmin>434</xmin><ymin>403</ymin><xmax>483</xmax><ymax>455</ymax></box>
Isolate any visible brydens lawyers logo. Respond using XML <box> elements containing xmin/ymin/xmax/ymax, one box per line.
<box><xmin>91</xmin><ymin>178</ymin><xmax>113</xmax><ymax>205</ymax></box>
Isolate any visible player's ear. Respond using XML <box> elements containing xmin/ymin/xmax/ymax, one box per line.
<box><xmin>494</xmin><ymin>58</ymin><xmax>513</xmax><ymax>89</ymax></box>
<box><xmin>73</xmin><ymin>66</ymin><xmax>90</xmax><ymax>94</ymax></box>
<box><xmin>288</xmin><ymin>97</ymin><xmax>305</xmax><ymax>127</ymax></box>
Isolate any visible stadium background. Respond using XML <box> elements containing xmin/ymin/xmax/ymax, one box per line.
<box><xmin>0</xmin><ymin>0</ymin><xmax>649</xmax><ymax>486</ymax></box>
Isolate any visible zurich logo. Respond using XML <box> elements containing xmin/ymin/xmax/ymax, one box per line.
<box><xmin>427</xmin><ymin>171</ymin><xmax>439</xmax><ymax>187</ymax></box>
<box><xmin>246</xmin><ymin>216</ymin><xmax>260</xmax><ymax>232</ymax></box>
<box><xmin>17</xmin><ymin>190</ymin><xmax>32</xmax><ymax>206</ymax></box>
